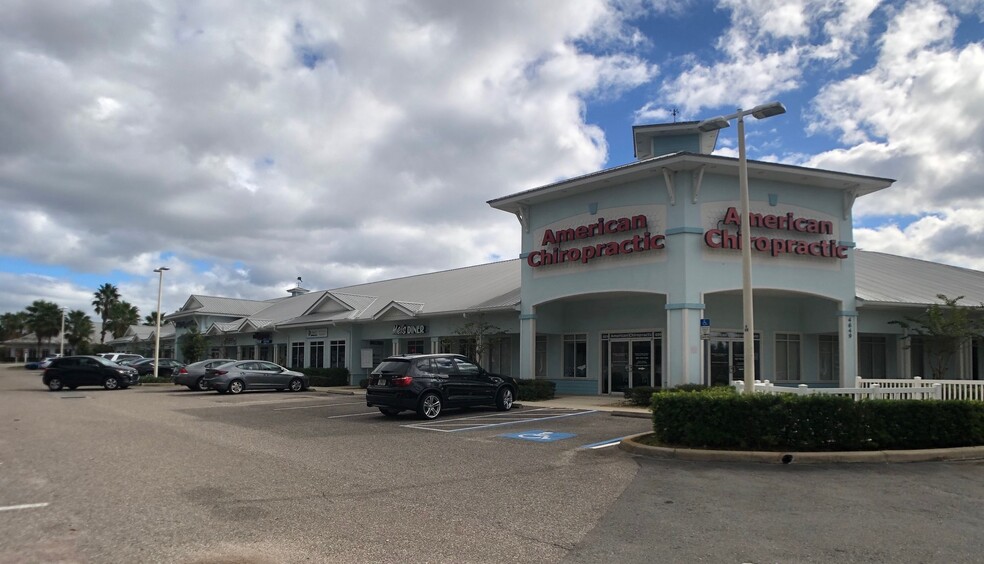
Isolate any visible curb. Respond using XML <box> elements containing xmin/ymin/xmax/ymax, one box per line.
<box><xmin>321</xmin><ymin>387</ymin><xmax>361</xmax><ymax>396</ymax></box>
<box><xmin>610</xmin><ymin>410</ymin><xmax>650</xmax><ymax>419</ymax></box>
<box><xmin>619</xmin><ymin>433</ymin><xmax>984</xmax><ymax>464</ymax></box>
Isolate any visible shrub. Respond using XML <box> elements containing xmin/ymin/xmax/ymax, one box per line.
<box><xmin>517</xmin><ymin>379</ymin><xmax>555</xmax><ymax>401</ymax></box>
<box><xmin>650</xmin><ymin>388</ymin><xmax>984</xmax><ymax>451</ymax></box>
<box><xmin>299</xmin><ymin>367</ymin><xmax>351</xmax><ymax>387</ymax></box>
<box><xmin>138</xmin><ymin>375</ymin><xmax>171</xmax><ymax>385</ymax></box>
<box><xmin>624</xmin><ymin>386</ymin><xmax>658</xmax><ymax>406</ymax></box>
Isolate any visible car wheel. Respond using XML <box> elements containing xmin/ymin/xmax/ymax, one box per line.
<box><xmin>496</xmin><ymin>386</ymin><xmax>514</xmax><ymax>411</ymax></box>
<box><xmin>103</xmin><ymin>376</ymin><xmax>120</xmax><ymax>390</ymax></box>
<box><xmin>47</xmin><ymin>378</ymin><xmax>63</xmax><ymax>391</ymax></box>
<box><xmin>228</xmin><ymin>379</ymin><xmax>245</xmax><ymax>394</ymax></box>
<box><xmin>195</xmin><ymin>377</ymin><xmax>209</xmax><ymax>392</ymax></box>
<box><xmin>417</xmin><ymin>392</ymin><xmax>442</xmax><ymax>420</ymax></box>
<box><xmin>288</xmin><ymin>378</ymin><xmax>303</xmax><ymax>392</ymax></box>
<box><xmin>378</xmin><ymin>407</ymin><xmax>401</xmax><ymax>417</ymax></box>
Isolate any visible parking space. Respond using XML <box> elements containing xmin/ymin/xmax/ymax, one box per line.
<box><xmin>401</xmin><ymin>407</ymin><xmax>597</xmax><ymax>432</ymax></box>
<box><xmin>166</xmin><ymin>389</ymin><xmax>651</xmax><ymax>452</ymax></box>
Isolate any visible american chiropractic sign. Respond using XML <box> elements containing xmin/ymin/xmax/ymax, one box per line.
<box><xmin>528</xmin><ymin>212</ymin><xmax>666</xmax><ymax>269</ymax></box>
<box><xmin>704</xmin><ymin>206</ymin><xmax>848</xmax><ymax>259</ymax></box>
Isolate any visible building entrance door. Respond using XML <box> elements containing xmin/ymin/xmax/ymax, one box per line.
<box><xmin>603</xmin><ymin>332</ymin><xmax>662</xmax><ymax>394</ymax></box>
<box><xmin>706</xmin><ymin>332</ymin><xmax>760</xmax><ymax>386</ymax></box>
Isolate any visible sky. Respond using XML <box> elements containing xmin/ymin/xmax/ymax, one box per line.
<box><xmin>1</xmin><ymin>0</ymin><xmax>983</xmax><ymax>321</ymax></box>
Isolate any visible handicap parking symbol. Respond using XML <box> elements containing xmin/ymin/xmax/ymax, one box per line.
<box><xmin>500</xmin><ymin>430</ymin><xmax>576</xmax><ymax>443</ymax></box>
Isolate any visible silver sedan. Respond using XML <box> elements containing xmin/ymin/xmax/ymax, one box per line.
<box><xmin>173</xmin><ymin>358</ymin><xmax>237</xmax><ymax>391</ymax></box>
<box><xmin>203</xmin><ymin>361</ymin><xmax>309</xmax><ymax>394</ymax></box>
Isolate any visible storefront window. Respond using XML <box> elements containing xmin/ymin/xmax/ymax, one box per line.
<box><xmin>406</xmin><ymin>339</ymin><xmax>425</xmax><ymax>355</ymax></box>
<box><xmin>564</xmin><ymin>334</ymin><xmax>587</xmax><ymax>378</ymax></box>
<box><xmin>290</xmin><ymin>342</ymin><xmax>304</xmax><ymax>368</ymax></box>
<box><xmin>488</xmin><ymin>337</ymin><xmax>510</xmax><ymax>375</ymax></box>
<box><xmin>535</xmin><ymin>336</ymin><xmax>547</xmax><ymax>378</ymax></box>
<box><xmin>819</xmin><ymin>335</ymin><xmax>838</xmax><ymax>381</ymax></box>
<box><xmin>309</xmin><ymin>340</ymin><xmax>325</xmax><ymax>368</ymax></box>
<box><xmin>859</xmin><ymin>335</ymin><xmax>886</xmax><ymax>378</ymax></box>
<box><xmin>775</xmin><ymin>333</ymin><xmax>800</xmax><ymax>381</ymax></box>
<box><xmin>329</xmin><ymin>340</ymin><xmax>346</xmax><ymax>368</ymax></box>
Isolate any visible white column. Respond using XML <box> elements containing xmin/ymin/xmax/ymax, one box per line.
<box><xmin>519</xmin><ymin>311</ymin><xmax>536</xmax><ymax>380</ymax></box>
<box><xmin>838</xmin><ymin>311</ymin><xmax>858</xmax><ymax>387</ymax></box>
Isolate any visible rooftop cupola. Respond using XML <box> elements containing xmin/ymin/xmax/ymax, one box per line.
<box><xmin>288</xmin><ymin>277</ymin><xmax>309</xmax><ymax>296</ymax></box>
<box><xmin>632</xmin><ymin>121</ymin><xmax>720</xmax><ymax>160</ymax></box>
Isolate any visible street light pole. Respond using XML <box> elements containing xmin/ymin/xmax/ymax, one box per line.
<box><xmin>698</xmin><ymin>102</ymin><xmax>786</xmax><ymax>394</ymax></box>
<box><xmin>153</xmin><ymin>267</ymin><xmax>170</xmax><ymax>379</ymax></box>
<box><xmin>59</xmin><ymin>308</ymin><xmax>65</xmax><ymax>357</ymax></box>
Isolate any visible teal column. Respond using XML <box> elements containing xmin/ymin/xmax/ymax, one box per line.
<box><xmin>519</xmin><ymin>312</ymin><xmax>536</xmax><ymax>380</ymax></box>
<box><xmin>838</xmin><ymin>309</ymin><xmax>858</xmax><ymax>387</ymax></box>
<box><xmin>665</xmin><ymin>303</ymin><xmax>704</xmax><ymax>387</ymax></box>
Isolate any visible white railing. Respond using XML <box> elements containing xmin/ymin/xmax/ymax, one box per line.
<box><xmin>856</xmin><ymin>377</ymin><xmax>984</xmax><ymax>401</ymax></box>
<box><xmin>733</xmin><ymin>380</ymin><xmax>943</xmax><ymax>401</ymax></box>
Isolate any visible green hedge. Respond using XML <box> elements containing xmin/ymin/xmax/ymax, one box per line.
<box><xmin>624</xmin><ymin>384</ymin><xmax>710</xmax><ymax>406</ymax></box>
<box><xmin>517</xmin><ymin>379</ymin><xmax>556</xmax><ymax>401</ymax></box>
<box><xmin>298</xmin><ymin>367</ymin><xmax>351</xmax><ymax>387</ymax></box>
<box><xmin>651</xmin><ymin>388</ymin><xmax>984</xmax><ymax>451</ymax></box>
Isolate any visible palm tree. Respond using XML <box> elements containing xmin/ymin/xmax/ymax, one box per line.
<box><xmin>92</xmin><ymin>283</ymin><xmax>121</xmax><ymax>343</ymax></box>
<box><xmin>0</xmin><ymin>311</ymin><xmax>28</xmax><ymax>340</ymax></box>
<box><xmin>25</xmin><ymin>300</ymin><xmax>62</xmax><ymax>357</ymax></box>
<box><xmin>108</xmin><ymin>301</ymin><xmax>140</xmax><ymax>339</ymax></box>
<box><xmin>143</xmin><ymin>311</ymin><xmax>163</xmax><ymax>326</ymax></box>
<box><xmin>65</xmin><ymin>310</ymin><xmax>94</xmax><ymax>354</ymax></box>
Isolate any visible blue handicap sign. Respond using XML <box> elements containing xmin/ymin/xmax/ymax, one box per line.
<box><xmin>500</xmin><ymin>430</ymin><xmax>576</xmax><ymax>443</ymax></box>
<box><xmin>700</xmin><ymin>318</ymin><xmax>711</xmax><ymax>327</ymax></box>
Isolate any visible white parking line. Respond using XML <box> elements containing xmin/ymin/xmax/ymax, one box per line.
<box><xmin>322</xmin><ymin>412</ymin><xmax>379</xmax><ymax>419</ymax></box>
<box><xmin>403</xmin><ymin>409</ymin><xmax>597</xmax><ymax>432</ymax></box>
<box><xmin>0</xmin><ymin>503</ymin><xmax>48</xmax><ymax>512</ymax></box>
<box><xmin>273</xmin><ymin>401</ymin><xmax>367</xmax><ymax>411</ymax></box>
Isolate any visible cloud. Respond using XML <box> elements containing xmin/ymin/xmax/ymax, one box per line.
<box><xmin>0</xmin><ymin>0</ymin><xmax>655</xmax><ymax>315</ymax></box>
<box><xmin>804</xmin><ymin>1</ymin><xmax>984</xmax><ymax>269</ymax></box>
<box><xmin>652</xmin><ymin>0</ymin><xmax>881</xmax><ymax>115</ymax></box>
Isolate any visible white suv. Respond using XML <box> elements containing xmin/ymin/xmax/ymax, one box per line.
<box><xmin>97</xmin><ymin>353</ymin><xmax>144</xmax><ymax>364</ymax></box>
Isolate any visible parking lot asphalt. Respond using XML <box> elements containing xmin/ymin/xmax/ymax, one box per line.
<box><xmin>3</xmin><ymin>364</ymin><xmax>983</xmax><ymax>563</ymax></box>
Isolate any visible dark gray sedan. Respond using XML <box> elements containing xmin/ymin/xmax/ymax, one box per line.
<box><xmin>172</xmin><ymin>358</ymin><xmax>237</xmax><ymax>391</ymax></box>
<box><xmin>203</xmin><ymin>361</ymin><xmax>308</xmax><ymax>394</ymax></box>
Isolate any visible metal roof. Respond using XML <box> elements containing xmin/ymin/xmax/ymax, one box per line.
<box><xmin>488</xmin><ymin>152</ymin><xmax>894</xmax><ymax>215</ymax></box>
<box><xmin>159</xmin><ymin>252</ymin><xmax>984</xmax><ymax>336</ymax></box>
<box><xmin>855</xmin><ymin>251</ymin><xmax>984</xmax><ymax>307</ymax></box>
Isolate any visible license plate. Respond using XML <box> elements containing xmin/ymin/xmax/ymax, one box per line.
<box><xmin>377</xmin><ymin>379</ymin><xmax>386</xmax><ymax>386</ymax></box>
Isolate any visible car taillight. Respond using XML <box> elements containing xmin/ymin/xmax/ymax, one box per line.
<box><xmin>391</xmin><ymin>376</ymin><xmax>413</xmax><ymax>387</ymax></box>
<box><xmin>214</xmin><ymin>370</ymin><xmax>228</xmax><ymax>376</ymax></box>
<box><xmin>177</xmin><ymin>368</ymin><xmax>188</xmax><ymax>375</ymax></box>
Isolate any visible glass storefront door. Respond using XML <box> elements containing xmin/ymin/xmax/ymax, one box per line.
<box><xmin>706</xmin><ymin>332</ymin><xmax>760</xmax><ymax>386</ymax></box>
<box><xmin>603</xmin><ymin>332</ymin><xmax>661</xmax><ymax>394</ymax></box>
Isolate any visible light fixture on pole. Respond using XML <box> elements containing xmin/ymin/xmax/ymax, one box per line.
<box><xmin>59</xmin><ymin>308</ymin><xmax>66</xmax><ymax>357</ymax></box>
<box><xmin>697</xmin><ymin>102</ymin><xmax>786</xmax><ymax>394</ymax></box>
<box><xmin>153</xmin><ymin>267</ymin><xmax>170</xmax><ymax>379</ymax></box>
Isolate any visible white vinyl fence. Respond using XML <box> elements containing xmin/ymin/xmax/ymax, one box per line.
<box><xmin>733</xmin><ymin>377</ymin><xmax>984</xmax><ymax>401</ymax></box>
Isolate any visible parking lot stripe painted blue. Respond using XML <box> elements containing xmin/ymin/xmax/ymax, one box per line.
<box><xmin>578</xmin><ymin>435</ymin><xmax>633</xmax><ymax>450</ymax></box>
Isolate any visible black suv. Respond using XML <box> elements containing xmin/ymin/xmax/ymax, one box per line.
<box><xmin>366</xmin><ymin>354</ymin><xmax>517</xmax><ymax>419</ymax></box>
<box><xmin>42</xmin><ymin>355</ymin><xmax>140</xmax><ymax>391</ymax></box>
